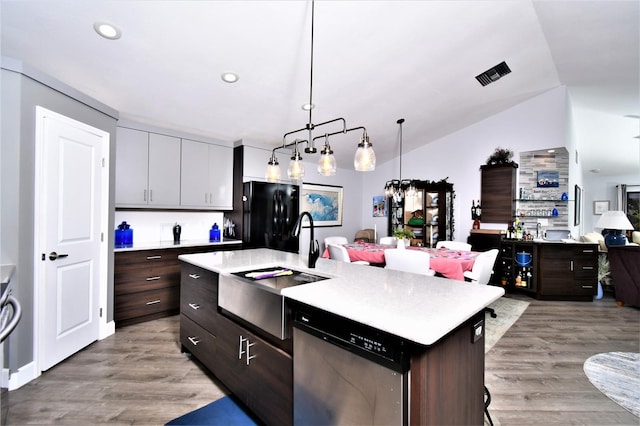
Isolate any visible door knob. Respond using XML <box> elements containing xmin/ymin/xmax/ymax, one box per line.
<box><xmin>48</xmin><ymin>252</ymin><xmax>69</xmax><ymax>261</ymax></box>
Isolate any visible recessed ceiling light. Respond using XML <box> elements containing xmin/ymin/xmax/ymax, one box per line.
<box><xmin>221</xmin><ymin>72</ymin><xmax>239</xmax><ymax>83</ymax></box>
<box><xmin>94</xmin><ymin>22</ymin><xmax>121</xmax><ymax>40</ymax></box>
<box><xmin>302</xmin><ymin>103</ymin><xmax>314</xmax><ymax>111</ymax></box>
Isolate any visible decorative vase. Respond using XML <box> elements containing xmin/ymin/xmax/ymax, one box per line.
<box><xmin>594</xmin><ymin>281</ymin><xmax>603</xmax><ymax>300</ymax></box>
<box><xmin>397</xmin><ymin>238</ymin><xmax>408</xmax><ymax>249</ymax></box>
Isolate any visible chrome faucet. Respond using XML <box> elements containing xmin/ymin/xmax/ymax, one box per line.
<box><xmin>292</xmin><ymin>211</ymin><xmax>319</xmax><ymax>268</ymax></box>
<box><xmin>536</xmin><ymin>222</ymin><xmax>542</xmax><ymax>239</ymax></box>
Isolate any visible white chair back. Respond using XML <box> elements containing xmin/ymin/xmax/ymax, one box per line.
<box><xmin>327</xmin><ymin>244</ymin><xmax>351</xmax><ymax>263</ymax></box>
<box><xmin>436</xmin><ymin>241</ymin><xmax>472</xmax><ymax>251</ymax></box>
<box><xmin>324</xmin><ymin>236</ymin><xmax>348</xmax><ymax>248</ymax></box>
<box><xmin>463</xmin><ymin>249</ymin><xmax>499</xmax><ymax>284</ymax></box>
<box><xmin>379</xmin><ymin>236</ymin><xmax>397</xmax><ymax>245</ymax></box>
<box><xmin>383</xmin><ymin>249</ymin><xmax>436</xmax><ymax>276</ymax></box>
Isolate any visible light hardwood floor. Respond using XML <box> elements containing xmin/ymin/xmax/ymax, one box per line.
<box><xmin>6</xmin><ymin>293</ymin><xmax>640</xmax><ymax>425</ymax></box>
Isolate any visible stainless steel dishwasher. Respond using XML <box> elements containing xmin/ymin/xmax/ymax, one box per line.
<box><xmin>292</xmin><ymin>303</ymin><xmax>410</xmax><ymax>425</ymax></box>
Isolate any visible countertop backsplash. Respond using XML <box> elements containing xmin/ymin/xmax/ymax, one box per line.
<box><xmin>114</xmin><ymin>210</ymin><xmax>224</xmax><ymax>245</ymax></box>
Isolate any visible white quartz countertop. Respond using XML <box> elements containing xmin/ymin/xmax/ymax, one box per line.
<box><xmin>179</xmin><ymin>248</ymin><xmax>505</xmax><ymax>346</ymax></box>
<box><xmin>114</xmin><ymin>238</ymin><xmax>242</xmax><ymax>252</ymax></box>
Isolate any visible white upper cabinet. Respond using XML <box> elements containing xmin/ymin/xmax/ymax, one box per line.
<box><xmin>115</xmin><ymin>127</ymin><xmax>180</xmax><ymax>207</ymax></box>
<box><xmin>180</xmin><ymin>139</ymin><xmax>233</xmax><ymax>210</ymax></box>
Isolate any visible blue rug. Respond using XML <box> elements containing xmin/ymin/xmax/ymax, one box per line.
<box><xmin>166</xmin><ymin>396</ymin><xmax>259</xmax><ymax>425</ymax></box>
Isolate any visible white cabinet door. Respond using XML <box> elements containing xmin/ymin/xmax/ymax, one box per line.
<box><xmin>208</xmin><ymin>144</ymin><xmax>233</xmax><ymax>209</ymax></box>
<box><xmin>115</xmin><ymin>127</ymin><xmax>148</xmax><ymax>205</ymax></box>
<box><xmin>180</xmin><ymin>139</ymin><xmax>210</xmax><ymax>207</ymax></box>
<box><xmin>180</xmin><ymin>139</ymin><xmax>233</xmax><ymax>209</ymax></box>
<box><xmin>148</xmin><ymin>133</ymin><xmax>181</xmax><ymax>206</ymax></box>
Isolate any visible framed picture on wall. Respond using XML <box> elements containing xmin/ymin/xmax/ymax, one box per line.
<box><xmin>300</xmin><ymin>183</ymin><xmax>343</xmax><ymax>227</ymax></box>
<box><xmin>574</xmin><ymin>185</ymin><xmax>582</xmax><ymax>226</ymax></box>
<box><xmin>372</xmin><ymin>195</ymin><xmax>387</xmax><ymax>217</ymax></box>
<box><xmin>593</xmin><ymin>200</ymin><xmax>610</xmax><ymax>215</ymax></box>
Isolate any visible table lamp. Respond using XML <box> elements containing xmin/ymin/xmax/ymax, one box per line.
<box><xmin>595</xmin><ymin>210</ymin><xmax>634</xmax><ymax>246</ymax></box>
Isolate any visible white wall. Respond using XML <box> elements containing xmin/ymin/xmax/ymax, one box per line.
<box><xmin>582</xmin><ymin>174</ymin><xmax>640</xmax><ymax>232</ymax></box>
<box><xmin>361</xmin><ymin>87</ymin><xmax>570</xmax><ymax>242</ymax></box>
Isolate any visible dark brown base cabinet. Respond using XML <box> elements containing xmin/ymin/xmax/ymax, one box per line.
<box><xmin>180</xmin><ymin>263</ymin><xmax>293</xmax><ymax>426</ymax></box>
<box><xmin>180</xmin><ymin>262</ymin><xmax>487</xmax><ymax>425</ymax></box>
<box><xmin>114</xmin><ymin>244</ymin><xmax>240</xmax><ymax>327</ymax></box>
<box><xmin>537</xmin><ymin>243</ymin><xmax>598</xmax><ymax>301</ymax></box>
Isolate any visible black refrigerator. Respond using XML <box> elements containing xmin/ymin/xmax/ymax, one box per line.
<box><xmin>243</xmin><ymin>181</ymin><xmax>300</xmax><ymax>253</ymax></box>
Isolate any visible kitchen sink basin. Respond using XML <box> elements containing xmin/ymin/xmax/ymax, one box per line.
<box><xmin>219</xmin><ymin>267</ymin><xmax>329</xmax><ymax>340</ymax></box>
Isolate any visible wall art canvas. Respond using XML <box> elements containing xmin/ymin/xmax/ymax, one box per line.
<box><xmin>301</xmin><ymin>183</ymin><xmax>343</xmax><ymax>227</ymax></box>
<box><xmin>537</xmin><ymin>170</ymin><xmax>559</xmax><ymax>187</ymax></box>
<box><xmin>372</xmin><ymin>196</ymin><xmax>387</xmax><ymax>217</ymax></box>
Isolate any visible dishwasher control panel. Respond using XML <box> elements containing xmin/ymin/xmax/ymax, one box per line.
<box><xmin>293</xmin><ymin>303</ymin><xmax>410</xmax><ymax>373</ymax></box>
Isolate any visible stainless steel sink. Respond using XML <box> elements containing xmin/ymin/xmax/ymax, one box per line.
<box><xmin>219</xmin><ymin>267</ymin><xmax>329</xmax><ymax>340</ymax></box>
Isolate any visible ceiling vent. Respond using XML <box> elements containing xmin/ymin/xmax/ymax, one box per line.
<box><xmin>475</xmin><ymin>61</ymin><xmax>511</xmax><ymax>86</ymax></box>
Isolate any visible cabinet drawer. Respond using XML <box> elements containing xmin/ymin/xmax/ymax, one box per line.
<box><xmin>181</xmin><ymin>267</ymin><xmax>218</xmax><ymax>333</ymax></box>
<box><xmin>115</xmin><ymin>264</ymin><xmax>180</xmax><ymax>295</ymax></box>
<box><xmin>115</xmin><ymin>250</ymin><xmax>180</xmax><ymax>268</ymax></box>
<box><xmin>180</xmin><ymin>314</ymin><xmax>216</xmax><ymax>372</ymax></box>
<box><xmin>575</xmin><ymin>280</ymin><xmax>597</xmax><ymax>295</ymax></box>
<box><xmin>115</xmin><ymin>286</ymin><xmax>179</xmax><ymax>322</ymax></box>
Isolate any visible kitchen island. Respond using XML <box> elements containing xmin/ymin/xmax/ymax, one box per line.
<box><xmin>179</xmin><ymin>248</ymin><xmax>504</xmax><ymax>425</ymax></box>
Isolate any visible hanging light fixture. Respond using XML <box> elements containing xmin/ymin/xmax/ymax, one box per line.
<box><xmin>317</xmin><ymin>134</ymin><xmax>336</xmax><ymax>176</ymax></box>
<box><xmin>265</xmin><ymin>0</ymin><xmax>375</xmax><ymax>181</ymax></box>
<box><xmin>288</xmin><ymin>140</ymin><xmax>305</xmax><ymax>179</ymax></box>
<box><xmin>384</xmin><ymin>119</ymin><xmax>416</xmax><ymax>200</ymax></box>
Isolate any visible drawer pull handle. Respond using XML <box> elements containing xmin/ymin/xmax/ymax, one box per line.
<box><xmin>582</xmin><ymin>266</ymin><xmax>594</xmax><ymax>270</ymax></box>
<box><xmin>188</xmin><ymin>303</ymin><xmax>201</xmax><ymax>310</ymax></box>
<box><xmin>146</xmin><ymin>300</ymin><xmax>161</xmax><ymax>305</ymax></box>
<box><xmin>146</xmin><ymin>255</ymin><xmax>162</xmax><ymax>260</ymax></box>
<box><xmin>582</xmin><ymin>249</ymin><xmax>595</xmax><ymax>253</ymax></box>
<box><xmin>188</xmin><ymin>336</ymin><xmax>200</xmax><ymax>346</ymax></box>
<box><xmin>146</xmin><ymin>276</ymin><xmax>161</xmax><ymax>281</ymax></box>
<box><xmin>189</xmin><ymin>273</ymin><xmax>201</xmax><ymax>279</ymax></box>
<box><xmin>581</xmin><ymin>285</ymin><xmax>594</xmax><ymax>289</ymax></box>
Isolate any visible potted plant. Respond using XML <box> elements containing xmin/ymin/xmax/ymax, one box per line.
<box><xmin>393</xmin><ymin>228</ymin><xmax>415</xmax><ymax>248</ymax></box>
<box><xmin>485</xmin><ymin>147</ymin><xmax>514</xmax><ymax>166</ymax></box>
<box><xmin>597</xmin><ymin>254</ymin><xmax>611</xmax><ymax>297</ymax></box>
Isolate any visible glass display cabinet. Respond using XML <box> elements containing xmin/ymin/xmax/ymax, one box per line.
<box><xmin>387</xmin><ymin>179</ymin><xmax>454</xmax><ymax>247</ymax></box>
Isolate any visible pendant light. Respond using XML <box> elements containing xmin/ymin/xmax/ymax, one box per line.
<box><xmin>384</xmin><ymin>119</ymin><xmax>415</xmax><ymax>200</ymax></box>
<box><xmin>265</xmin><ymin>0</ymin><xmax>375</xmax><ymax>180</ymax></box>
<box><xmin>318</xmin><ymin>134</ymin><xmax>336</xmax><ymax>176</ymax></box>
<box><xmin>288</xmin><ymin>140</ymin><xmax>305</xmax><ymax>179</ymax></box>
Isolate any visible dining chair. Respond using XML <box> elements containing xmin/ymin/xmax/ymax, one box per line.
<box><xmin>327</xmin><ymin>244</ymin><xmax>370</xmax><ymax>265</ymax></box>
<box><xmin>383</xmin><ymin>249</ymin><xmax>436</xmax><ymax>276</ymax></box>
<box><xmin>379</xmin><ymin>236</ymin><xmax>397</xmax><ymax>245</ymax></box>
<box><xmin>353</xmin><ymin>228</ymin><xmax>375</xmax><ymax>243</ymax></box>
<box><xmin>435</xmin><ymin>240</ymin><xmax>472</xmax><ymax>251</ymax></box>
<box><xmin>463</xmin><ymin>249</ymin><xmax>500</xmax><ymax>317</ymax></box>
<box><xmin>324</xmin><ymin>236</ymin><xmax>348</xmax><ymax>248</ymax></box>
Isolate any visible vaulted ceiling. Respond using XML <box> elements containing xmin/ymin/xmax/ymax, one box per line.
<box><xmin>1</xmin><ymin>0</ymin><xmax>638</xmax><ymax>176</ymax></box>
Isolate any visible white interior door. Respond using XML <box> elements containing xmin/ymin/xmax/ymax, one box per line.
<box><xmin>35</xmin><ymin>107</ymin><xmax>108</xmax><ymax>371</ymax></box>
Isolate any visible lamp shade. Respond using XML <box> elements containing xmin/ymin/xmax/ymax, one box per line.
<box><xmin>596</xmin><ymin>210</ymin><xmax>634</xmax><ymax>246</ymax></box>
<box><xmin>595</xmin><ymin>210</ymin><xmax>634</xmax><ymax>230</ymax></box>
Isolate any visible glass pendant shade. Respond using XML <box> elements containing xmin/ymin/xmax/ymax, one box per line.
<box><xmin>265</xmin><ymin>154</ymin><xmax>281</xmax><ymax>182</ymax></box>
<box><xmin>288</xmin><ymin>149</ymin><xmax>305</xmax><ymax>179</ymax></box>
<box><xmin>354</xmin><ymin>135</ymin><xmax>376</xmax><ymax>171</ymax></box>
<box><xmin>317</xmin><ymin>143</ymin><xmax>336</xmax><ymax>176</ymax></box>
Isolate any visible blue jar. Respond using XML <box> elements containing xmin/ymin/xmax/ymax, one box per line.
<box><xmin>209</xmin><ymin>223</ymin><xmax>221</xmax><ymax>242</ymax></box>
<box><xmin>115</xmin><ymin>221</ymin><xmax>133</xmax><ymax>248</ymax></box>
<box><xmin>552</xmin><ymin>208</ymin><xmax>559</xmax><ymax>217</ymax></box>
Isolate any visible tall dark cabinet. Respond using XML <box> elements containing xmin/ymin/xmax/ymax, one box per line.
<box><xmin>388</xmin><ymin>180</ymin><xmax>454</xmax><ymax>247</ymax></box>
<box><xmin>480</xmin><ymin>162</ymin><xmax>518</xmax><ymax>223</ymax></box>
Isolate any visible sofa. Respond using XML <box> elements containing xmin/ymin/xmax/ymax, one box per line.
<box><xmin>607</xmin><ymin>245</ymin><xmax>640</xmax><ymax>307</ymax></box>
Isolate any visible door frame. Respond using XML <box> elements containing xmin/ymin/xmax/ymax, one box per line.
<box><xmin>32</xmin><ymin>106</ymin><xmax>112</xmax><ymax>377</ymax></box>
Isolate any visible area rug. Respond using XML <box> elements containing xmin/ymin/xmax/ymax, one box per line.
<box><xmin>484</xmin><ymin>296</ymin><xmax>529</xmax><ymax>353</ymax></box>
<box><xmin>166</xmin><ymin>396</ymin><xmax>258</xmax><ymax>426</ymax></box>
<box><xmin>583</xmin><ymin>352</ymin><xmax>640</xmax><ymax>417</ymax></box>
